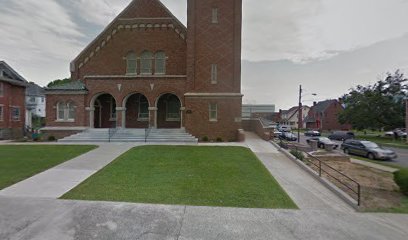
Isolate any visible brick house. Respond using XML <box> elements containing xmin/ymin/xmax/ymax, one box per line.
<box><xmin>0</xmin><ymin>61</ymin><xmax>27</xmax><ymax>139</ymax></box>
<box><xmin>305</xmin><ymin>99</ymin><xmax>351</xmax><ymax>131</ymax></box>
<box><xmin>43</xmin><ymin>0</ymin><xmax>243</xmax><ymax>141</ymax></box>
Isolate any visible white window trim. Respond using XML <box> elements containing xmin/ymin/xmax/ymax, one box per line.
<box><xmin>140</xmin><ymin>51</ymin><xmax>153</xmax><ymax>75</ymax></box>
<box><xmin>67</xmin><ymin>102</ymin><xmax>76</xmax><ymax>121</ymax></box>
<box><xmin>211</xmin><ymin>64</ymin><xmax>218</xmax><ymax>84</ymax></box>
<box><xmin>154</xmin><ymin>52</ymin><xmax>167</xmax><ymax>75</ymax></box>
<box><xmin>126</xmin><ymin>52</ymin><xmax>138</xmax><ymax>75</ymax></box>
<box><xmin>56</xmin><ymin>102</ymin><xmax>76</xmax><ymax>122</ymax></box>
<box><xmin>209</xmin><ymin>103</ymin><xmax>218</xmax><ymax>122</ymax></box>
<box><xmin>0</xmin><ymin>104</ymin><xmax>4</xmax><ymax>121</ymax></box>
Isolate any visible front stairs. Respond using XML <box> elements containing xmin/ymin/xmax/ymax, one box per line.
<box><xmin>58</xmin><ymin>128</ymin><xmax>198</xmax><ymax>143</ymax></box>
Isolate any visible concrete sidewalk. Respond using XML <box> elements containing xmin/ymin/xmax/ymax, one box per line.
<box><xmin>1</xmin><ymin>197</ymin><xmax>407</xmax><ymax>240</ymax></box>
<box><xmin>244</xmin><ymin>132</ymin><xmax>353</xmax><ymax>212</ymax></box>
<box><xmin>0</xmin><ymin>143</ymin><xmax>134</xmax><ymax>198</ymax></box>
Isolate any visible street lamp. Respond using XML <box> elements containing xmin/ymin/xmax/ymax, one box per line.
<box><xmin>298</xmin><ymin>85</ymin><xmax>317</xmax><ymax>143</ymax></box>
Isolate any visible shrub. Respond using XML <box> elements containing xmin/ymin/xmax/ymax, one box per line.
<box><xmin>290</xmin><ymin>149</ymin><xmax>304</xmax><ymax>161</ymax></box>
<box><xmin>202</xmin><ymin>136</ymin><xmax>209</xmax><ymax>142</ymax></box>
<box><xmin>394</xmin><ymin>168</ymin><xmax>408</xmax><ymax>196</ymax></box>
<box><xmin>48</xmin><ymin>136</ymin><xmax>57</xmax><ymax>141</ymax></box>
<box><xmin>216</xmin><ymin>137</ymin><xmax>223</xmax><ymax>142</ymax></box>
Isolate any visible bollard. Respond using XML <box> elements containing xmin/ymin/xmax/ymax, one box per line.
<box><xmin>309</xmin><ymin>140</ymin><xmax>318</xmax><ymax>151</ymax></box>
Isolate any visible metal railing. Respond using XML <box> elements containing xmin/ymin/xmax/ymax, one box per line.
<box><xmin>278</xmin><ymin>138</ymin><xmax>361</xmax><ymax>206</ymax></box>
<box><xmin>108</xmin><ymin>127</ymin><xmax>118</xmax><ymax>142</ymax></box>
<box><xmin>145</xmin><ymin>125</ymin><xmax>152</xmax><ymax>143</ymax></box>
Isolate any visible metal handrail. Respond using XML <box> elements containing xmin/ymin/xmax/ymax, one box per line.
<box><xmin>108</xmin><ymin>123</ymin><xmax>118</xmax><ymax>142</ymax></box>
<box><xmin>144</xmin><ymin>125</ymin><xmax>152</xmax><ymax>143</ymax></box>
<box><xmin>278</xmin><ymin>138</ymin><xmax>361</xmax><ymax>206</ymax></box>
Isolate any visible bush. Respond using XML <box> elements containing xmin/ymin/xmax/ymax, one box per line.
<box><xmin>290</xmin><ymin>149</ymin><xmax>304</xmax><ymax>161</ymax></box>
<box><xmin>48</xmin><ymin>136</ymin><xmax>57</xmax><ymax>141</ymax></box>
<box><xmin>216</xmin><ymin>137</ymin><xmax>223</xmax><ymax>142</ymax></box>
<box><xmin>202</xmin><ymin>136</ymin><xmax>209</xmax><ymax>142</ymax></box>
<box><xmin>394</xmin><ymin>168</ymin><xmax>408</xmax><ymax>196</ymax></box>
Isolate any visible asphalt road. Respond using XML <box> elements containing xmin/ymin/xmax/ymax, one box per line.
<box><xmin>296</xmin><ymin>134</ymin><xmax>408</xmax><ymax>168</ymax></box>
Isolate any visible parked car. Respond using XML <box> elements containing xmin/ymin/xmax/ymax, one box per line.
<box><xmin>306</xmin><ymin>137</ymin><xmax>339</xmax><ymax>149</ymax></box>
<box><xmin>328</xmin><ymin>131</ymin><xmax>355</xmax><ymax>141</ymax></box>
<box><xmin>279</xmin><ymin>132</ymin><xmax>297</xmax><ymax>141</ymax></box>
<box><xmin>304</xmin><ymin>130</ymin><xmax>321</xmax><ymax>137</ymax></box>
<box><xmin>278</xmin><ymin>125</ymin><xmax>292</xmax><ymax>132</ymax></box>
<box><xmin>341</xmin><ymin>139</ymin><xmax>397</xmax><ymax>160</ymax></box>
<box><xmin>385</xmin><ymin>129</ymin><xmax>407</xmax><ymax>138</ymax></box>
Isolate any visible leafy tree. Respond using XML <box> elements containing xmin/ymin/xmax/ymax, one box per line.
<box><xmin>47</xmin><ymin>78</ymin><xmax>71</xmax><ymax>88</ymax></box>
<box><xmin>339</xmin><ymin>70</ymin><xmax>407</xmax><ymax>130</ymax></box>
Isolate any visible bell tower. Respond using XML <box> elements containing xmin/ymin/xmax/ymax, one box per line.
<box><xmin>185</xmin><ymin>0</ymin><xmax>243</xmax><ymax>141</ymax></box>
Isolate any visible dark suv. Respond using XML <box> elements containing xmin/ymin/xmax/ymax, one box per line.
<box><xmin>341</xmin><ymin>139</ymin><xmax>397</xmax><ymax>160</ymax></box>
<box><xmin>328</xmin><ymin>131</ymin><xmax>355</xmax><ymax>141</ymax></box>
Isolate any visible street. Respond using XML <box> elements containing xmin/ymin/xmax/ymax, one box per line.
<box><xmin>297</xmin><ymin>134</ymin><xmax>408</xmax><ymax>168</ymax></box>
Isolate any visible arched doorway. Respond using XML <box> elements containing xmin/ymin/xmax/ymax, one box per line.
<box><xmin>156</xmin><ymin>93</ymin><xmax>181</xmax><ymax>129</ymax></box>
<box><xmin>92</xmin><ymin>93</ymin><xmax>117</xmax><ymax>128</ymax></box>
<box><xmin>124</xmin><ymin>93</ymin><xmax>149</xmax><ymax>128</ymax></box>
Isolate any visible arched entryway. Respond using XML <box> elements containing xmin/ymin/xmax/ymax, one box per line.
<box><xmin>124</xmin><ymin>93</ymin><xmax>149</xmax><ymax>128</ymax></box>
<box><xmin>156</xmin><ymin>93</ymin><xmax>181</xmax><ymax>129</ymax></box>
<box><xmin>92</xmin><ymin>93</ymin><xmax>117</xmax><ymax>128</ymax></box>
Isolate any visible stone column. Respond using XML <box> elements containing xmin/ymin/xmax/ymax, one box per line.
<box><xmin>115</xmin><ymin>107</ymin><xmax>126</xmax><ymax>128</ymax></box>
<box><xmin>180</xmin><ymin>107</ymin><xmax>186</xmax><ymax>129</ymax></box>
<box><xmin>149</xmin><ymin>107</ymin><xmax>158</xmax><ymax>128</ymax></box>
<box><xmin>86</xmin><ymin>107</ymin><xmax>95</xmax><ymax>128</ymax></box>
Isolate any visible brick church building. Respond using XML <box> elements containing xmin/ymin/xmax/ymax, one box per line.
<box><xmin>44</xmin><ymin>0</ymin><xmax>243</xmax><ymax>141</ymax></box>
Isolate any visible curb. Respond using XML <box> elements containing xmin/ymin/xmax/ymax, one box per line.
<box><xmin>270</xmin><ymin>141</ymin><xmax>360</xmax><ymax>211</ymax></box>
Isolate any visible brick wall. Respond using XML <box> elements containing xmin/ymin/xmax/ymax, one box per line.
<box><xmin>0</xmin><ymin>82</ymin><xmax>26</xmax><ymax>139</ymax></box>
<box><xmin>45</xmin><ymin>94</ymin><xmax>87</xmax><ymax>127</ymax></box>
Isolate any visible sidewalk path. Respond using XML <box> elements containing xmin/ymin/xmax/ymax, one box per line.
<box><xmin>0</xmin><ymin>143</ymin><xmax>135</xmax><ymax>198</ymax></box>
<box><xmin>244</xmin><ymin>132</ymin><xmax>353</xmax><ymax>212</ymax></box>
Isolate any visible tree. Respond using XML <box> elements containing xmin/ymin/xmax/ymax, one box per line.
<box><xmin>339</xmin><ymin>70</ymin><xmax>407</xmax><ymax>130</ymax></box>
<box><xmin>47</xmin><ymin>78</ymin><xmax>71</xmax><ymax>88</ymax></box>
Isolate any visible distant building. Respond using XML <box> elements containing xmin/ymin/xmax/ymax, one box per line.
<box><xmin>305</xmin><ymin>99</ymin><xmax>351</xmax><ymax>131</ymax></box>
<box><xmin>242</xmin><ymin>104</ymin><xmax>276</xmax><ymax>119</ymax></box>
<box><xmin>0</xmin><ymin>61</ymin><xmax>27</xmax><ymax>139</ymax></box>
<box><xmin>279</xmin><ymin>105</ymin><xmax>310</xmax><ymax>129</ymax></box>
<box><xmin>26</xmin><ymin>82</ymin><xmax>46</xmax><ymax>128</ymax></box>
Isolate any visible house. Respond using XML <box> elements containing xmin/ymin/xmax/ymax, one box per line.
<box><xmin>26</xmin><ymin>82</ymin><xmax>46</xmax><ymax>129</ymax></box>
<box><xmin>279</xmin><ymin>105</ymin><xmax>310</xmax><ymax>129</ymax></box>
<box><xmin>0</xmin><ymin>61</ymin><xmax>27</xmax><ymax>139</ymax></box>
<box><xmin>43</xmin><ymin>0</ymin><xmax>243</xmax><ymax>141</ymax></box>
<box><xmin>305</xmin><ymin>99</ymin><xmax>351</xmax><ymax>131</ymax></box>
<box><xmin>242</xmin><ymin>104</ymin><xmax>276</xmax><ymax>119</ymax></box>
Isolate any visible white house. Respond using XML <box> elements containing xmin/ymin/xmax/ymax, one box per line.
<box><xmin>26</xmin><ymin>82</ymin><xmax>45</xmax><ymax>128</ymax></box>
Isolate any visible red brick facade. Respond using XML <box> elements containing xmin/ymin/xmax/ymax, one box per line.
<box><xmin>0</xmin><ymin>81</ymin><xmax>26</xmax><ymax>139</ymax></box>
<box><xmin>45</xmin><ymin>0</ymin><xmax>243</xmax><ymax>141</ymax></box>
<box><xmin>306</xmin><ymin>100</ymin><xmax>352</xmax><ymax>131</ymax></box>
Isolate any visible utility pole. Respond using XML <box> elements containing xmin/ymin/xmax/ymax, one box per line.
<box><xmin>298</xmin><ymin>85</ymin><xmax>302</xmax><ymax>143</ymax></box>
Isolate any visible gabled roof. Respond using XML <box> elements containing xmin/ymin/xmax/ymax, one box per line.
<box><xmin>45</xmin><ymin>81</ymin><xmax>87</xmax><ymax>91</ymax></box>
<box><xmin>26</xmin><ymin>82</ymin><xmax>45</xmax><ymax>96</ymax></box>
<box><xmin>0</xmin><ymin>61</ymin><xmax>28</xmax><ymax>87</ymax></box>
<box><xmin>312</xmin><ymin>100</ymin><xmax>337</xmax><ymax>113</ymax></box>
<box><xmin>71</xmin><ymin>0</ymin><xmax>186</xmax><ymax>69</ymax></box>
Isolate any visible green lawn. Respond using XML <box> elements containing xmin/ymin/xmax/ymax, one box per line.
<box><xmin>355</xmin><ymin>135</ymin><xmax>408</xmax><ymax>149</ymax></box>
<box><xmin>0</xmin><ymin>145</ymin><xmax>97</xmax><ymax>190</ymax></box>
<box><xmin>62</xmin><ymin>146</ymin><xmax>297</xmax><ymax>209</ymax></box>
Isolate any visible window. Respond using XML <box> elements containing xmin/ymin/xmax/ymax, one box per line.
<box><xmin>41</xmin><ymin>97</ymin><xmax>45</xmax><ymax>103</ymax></box>
<box><xmin>138</xmin><ymin>95</ymin><xmax>149</xmax><ymax>120</ymax></box>
<box><xmin>0</xmin><ymin>82</ymin><xmax>3</xmax><ymax>97</ymax></box>
<box><xmin>126</xmin><ymin>52</ymin><xmax>137</xmax><ymax>75</ymax></box>
<box><xmin>67</xmin><ymin>102</ymin><xmax>75</xmax><ymax>120</ymax></box>
<box><xmin>140</xmin><ymin>51</ymin><xmax>153</xmax><ymax>74</ymax></box>
<box><xmin>0</xmin><ymin>105</ymin><xmax>3</xmax><ymax>121</ymax></box>
<box><xmin>211</xmin><ymin>64</ymin><xmax>218</xmax><ymax>84</ymax></box>
<box><xmin>11</xmin><ymin>107</ymin><xmax>20</xmax><ymax>121</ymax></box>
<box><xmin>212</xmin><ymin>8</ymin><xmax>219</xmax><ymax>23</ymax></box>
<box><xmin>166</xmin><ymin>97</ymin><xmax>181</xmax><ymax>121</ymax></box>
<box><xmin>110</xmin><ymin>97</ymin><xmax>117</xmax><ymax>120</ymax></box>
<box><xmin>29</xmin><ymin>97</ymin><xmax>36</xmax><ymax>102</ymax></box>
<box><xmin>209</xmin><ymin>103</ymin><xmax>218</xmax><ymax>121</ymax></box>
<box><xmin>155</xmin><ymin>51</ymin><xmax>166</xmax><ymax>75</ymax></box>
<box><xmin>56</xmin><ymin>102</ymin><xmax>75</xmax><ymax>121</ymax></box>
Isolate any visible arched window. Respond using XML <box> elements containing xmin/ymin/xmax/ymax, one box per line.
<box><xmin>126</xmin><ymin>52</ymin><xmax>137</xmax><ymax>75</ymax></box>
<box><xmin>155</xmin><ymin>51</ymin><xmax>166</xmax><ymax>75</ymax></box>
<box><xmin>67</xmin><ymin>102</ymin><xmax>76</xmax><ymax>120</ymax></box>
<box><xmin>140</xmin><ymin>51</ymin><xmax>153</xmax><ymax>74</ymax></box>
<box><xmin>57</xmin><ymin>102</ymin><xmax>65</xmax><ymax>120</ymax></box>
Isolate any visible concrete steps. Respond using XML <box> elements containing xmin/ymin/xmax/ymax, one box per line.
<box><xmin>59</xmin><ymin>128</ymin><xmax>198</xmax><ymax>143</ymax></box>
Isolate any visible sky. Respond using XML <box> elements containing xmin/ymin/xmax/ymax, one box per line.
<box><xmin>1</xmin><ymin>0</ymin><xmax>408</xmax><ymax>109</ymax></box>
